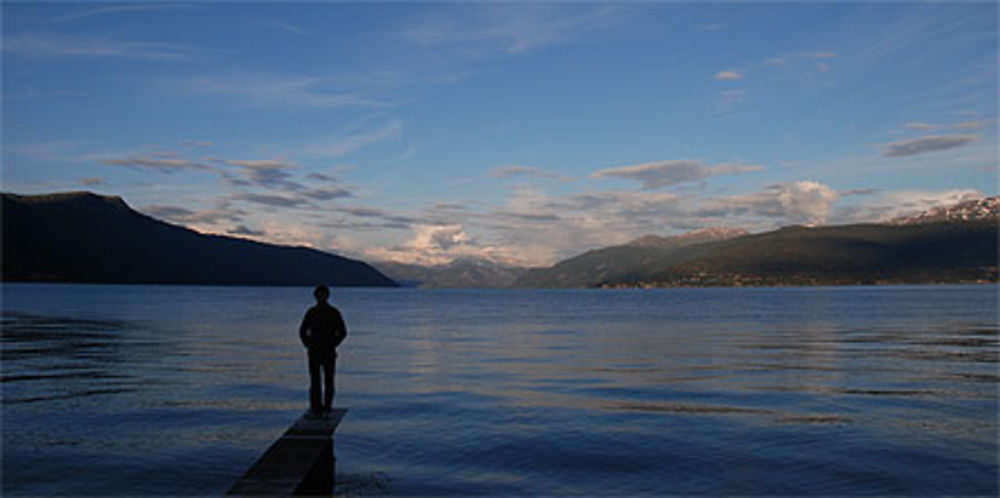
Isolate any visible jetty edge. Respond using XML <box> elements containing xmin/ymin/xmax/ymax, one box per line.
<box><xmin>227</xmin><ymin>409</ymin><xmax>347</xmax><ymax>496</ymax></box>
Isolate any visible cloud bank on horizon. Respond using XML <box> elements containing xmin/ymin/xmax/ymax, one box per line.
<box><xmin>2</xmin><ymin>3</ymin><xmax>997</xmax><ymax>267</ymax></box>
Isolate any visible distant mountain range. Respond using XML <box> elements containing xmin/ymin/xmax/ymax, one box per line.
<box><xmin>515</xmin><ymin>198</ymin><xmax>998</xmax><ymax>288</ymax></box>
<box><xmin>1</xmin><ymin>192</ymin><xmax>396</xmax><ymax>286</ymax></box>
<box><xmin>374</xmin><ymin>259</ymin><xmax>526</xmax><ymax>288</ymax></box>
<box><xmin>3</xmin><ymin>191</ymin><xmax>996</xmax><ymax>288</ymax></box>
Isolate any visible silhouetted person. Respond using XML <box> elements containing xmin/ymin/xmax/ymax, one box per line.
<box><xmin>299</xmin><ymin>285</ymin><xmax>347</xmax><ymax>416</ymax></box>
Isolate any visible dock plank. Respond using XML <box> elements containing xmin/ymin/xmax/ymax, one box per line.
<box><xmin>227</xmin><ymin>409</ymin><xmax>347</xmax><ymax>496</ymax></box>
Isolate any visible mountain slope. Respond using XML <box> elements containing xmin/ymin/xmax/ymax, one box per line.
<box><xmin>515</xmin><ymin>218</ymin><xmax>997</xmax><ymax>288</ymax></box>
<box><xmin>652</xmin><ymin>220</ymin><xmax>998</xmax><ymax>286</ymax></box>
<box><xmin>514</xmin><ymin>227</ymin><xmax>747</xmax><ymax>287</ymax></box>
<box><xmin>1</xmin><ymin>192</ymin><xmax>396</xmax><ymax>286</ymax></box>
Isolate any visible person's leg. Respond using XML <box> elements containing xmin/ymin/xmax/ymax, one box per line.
<box><xmin>322</xmin><ymin>355</ymin><xmax>335</xmax><ymax>410</ymax></box>
<box><xmin>308</xmin><ymin>352</ymin><xmax>321</xmax><ymax>413</ymax></box>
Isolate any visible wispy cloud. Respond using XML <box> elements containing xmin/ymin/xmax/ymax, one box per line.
<box><xmin>592</xmin><ymin>160</ymin><xmax>764</xmax><ymax>190</ymax></box>
<box><xmin>713</xmin><ymin>70</ymin><xmax>744</xmax><ymax>81</ymax></box>
<box><xmin>180</xmin><ymin>74</ymin><xmax>383</xmax><ymax>108</ymax></box>
<box><xmin>103</xmin><ymin>156</ymin><xmax>211</xmax><ymax>173</ymax></box>
<box><xmin>904</xmin><ymin>123</ymin><xmax>941</xmax><ymax>131</ymax></box>
<box><xmin>3</xmin><ymin>33</ymin><xmax>198</xmax><ymax>61</ymax></box>
<box><xmin>882</xmin><ymin>134</ymin><xmax>979</xmax><ymax>157</ymax></box>
<box><xmin>403</xmin><ymin>4</ymin><xmax>625</xmax><ymax>55</ymax></box>
<box><xmin>490</xmin><ymin>165</ymin><xmax>572</xmax><ymax>181</ymax></box>
<box><xmin>715</xmin><ymin>89</ymin><xmax>747</xmax><ymax>116</ymax></box>
<box><xmin>303</xmin><ymin>119</ymin><xmax>403</xmax><ymax>157</ymax></box>
<box><xmin>233</xmin><ymin>192</ymin><xmax>309</xmax><ymax>208</ymax></box>
<box><xmin>221</xmin><ymin>158</ymin><xmax>301</xmax><ymax>190</ymax></box>
<box><xmin>52</xmin><ymin>4</ymin><xmax>194</xmax><ymax>22</ymax></box>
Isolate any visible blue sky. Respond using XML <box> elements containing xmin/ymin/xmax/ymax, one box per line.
<box><xmin>3</xmin><ymin>2</ymin><xmax>997</xmax><ymax>266</ymax></box>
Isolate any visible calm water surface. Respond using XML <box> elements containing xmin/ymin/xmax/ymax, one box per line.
<box><xmin>2</xmin><ymin>284</ymin><xmax>997</xmax><ymax>495</ymax></box>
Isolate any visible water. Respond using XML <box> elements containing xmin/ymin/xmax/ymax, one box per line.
<box><xmin>2</xmin><ymin>284</ymin><xmax>997</xmax><ymax>496</ymax></box>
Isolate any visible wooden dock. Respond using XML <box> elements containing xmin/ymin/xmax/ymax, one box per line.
<box><xmin>227</xmin><ymin>409</ymin><xmax>347</xmax><ymax>496</ymax></box>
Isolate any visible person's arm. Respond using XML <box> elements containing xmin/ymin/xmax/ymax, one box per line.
<box><xmin>299</xmin><ymin>309</ymin><xmax>312</xmax><ymax>348</ymax></box>
<box><xmin>332</xmin><ymin>310</ymin><xmax>347</xmax><ymax>348</ymax></box>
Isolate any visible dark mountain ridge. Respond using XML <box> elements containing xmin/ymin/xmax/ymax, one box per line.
<box><xmin>1</xmin><ymin>191</ymin><xmax>396</xmax><ymax>286</ymax></box>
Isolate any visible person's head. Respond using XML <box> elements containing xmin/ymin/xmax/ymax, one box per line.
<box><xmin>313</xmin><ymin>285</ymin><xmax>330</xmax><ymax>303</ymax></box>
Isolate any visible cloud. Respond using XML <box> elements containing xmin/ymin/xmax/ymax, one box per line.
<box><xmin>764</xmin><ymin>57</ymin><xmax>784</xmax><ymax>66</ymax></box>
<box><xmin>882</xmin><ymin>134</ymin><xmax>978</xmax><ymax>157</ymax></box>
<box><xmin>103</xmin><ymin>156</ymin><xmax>211</xmax><ymax>173</ymax></box>
<box><xmin>904</xmin><ymin>123</ymin><xmax>941</xmax><ymax>131</ymax></box>
<box><xmin>404</xmin><ymin>4</ymin><xmax>624</xmax><ymax>55</ymax></box>
<box><xmin>489</xmin><ymin>165</ymin><xmax>571</xmax><ymax>181</ymax></box>
<box><xmin>699</xmin><ymin>181</ymin><xmax>839</xmax><ymax>225</ymax></box>
<box><xmin>715</xmin><ymin>89</ymin><xmax>747</xmax><ymax>116</ymax></box>
<box><xmin>181</xmin><ymin>140</ymin><xmax>213</xmax><ymax>148</ymax></box>
<box><xmin>3</xmin><ymin>33</ymin><xmax>197</xmax><ymax>61</ymax></box>
<box><xmin>952</xmin><ymin>121</ymin><xmax>982</xmax><ymax>129</ymax></box>
<box><xmin>714</xmin><ymin>70</ymin><xmax>744</xmax><ymax>81</ymax></box>
<box><xmin>222</xmin><ymin>158</ymin><xmax>301</xmax><ymax>190</ymax></box>
<box><xmin>302</xmin><ymin>119</ymin><xmax>403</xmax><ymax>157</ymax></box>
<box><xmin>838</xmin><ymin>188</ymin><xmax>877</xmax><ymax>196</ymax></box>
<box><xmin>301</xmin><ymin>186</ymin><xmax>353</xmax><ymax>201</ymax></box>
<box><xmin>591</xmin><ymin>160</ymin><xmax>764</xmax><ymax>189</ymax></box>
<box><xmin>233</xmin><ymin>193</ymin><xmax>308</xmax><ymax>208</ymax></box>
<box><xmin>181</xmin><ymin>75</ymin><xmax>382</xmax><ymax>108</ymax></box>
<box><xmin>228</xmin><ymin>224</ymin><xmax>266</xmax><ymax>237</ymax></box>
<box><xmin>816</xmin><ymin>63</ymin><xmax>830</xmax><ymax>73</ymax></box>
<box><xmin>141</xmin><ymin>205</ymin><xmax>241</xmax><ymax>224</ymax></box>
<box><xmin>80</xmin><ymin>177</ymin><xmax>103</xmax><ymax>186</ymax></box>
<box><xmin>799</xmin><ymin>52</ymin><xmax>836</xmax><ymax>59</ymax></box>
<box><xmin>832</xmin><ymin>189</ymin><xmax>983</xmax><ymax>223</ymax></box>
<box><xmin>53</xmin><ymin>4</ymin><xmax>193</xmax><ymax>22</ymax></box>
<box><xmin>306</xmin><ymin>172</ymin><xmax>339</xmax><ymax>183</ymax></box>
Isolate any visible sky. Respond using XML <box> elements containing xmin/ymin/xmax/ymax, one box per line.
<box><xmin>3</xmin><ymin>2</ymin><xmax>997</xmax><ymax>267</ymax></box>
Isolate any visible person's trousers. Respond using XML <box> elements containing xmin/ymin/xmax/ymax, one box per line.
<box><xmin>308</xmin><ymin>351</ymin><xmax>336</xmax><ymax>411</ymax></box>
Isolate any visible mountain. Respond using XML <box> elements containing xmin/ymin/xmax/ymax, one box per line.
<box><xmin>648</xmin><ymin>220</ymin><xmax>997</xmax><ymax>287</ymax></box>
<box><xmin>374</xmin><ymin>259</ymin><xmax>527</xmax><ymax>288</ymax></box>
<box><xmin>1</xmin><ymin>191</ymin><xmax>396</xmax><ymax>286</ymax></box>
<box><xmin>514</xmin><ymin>227</ymin><xmax>747</xmax><ymax>287</ymax></box>
<box><xmin>514</xmin><ymin>198</ymin><xmax>998</xmax><ymax>287</ymax></box>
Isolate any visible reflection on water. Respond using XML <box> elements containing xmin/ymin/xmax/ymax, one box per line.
<box><xmin>2</xmin><ymin>284</ymin><xmax>998</xmax><ymax>495</ymax></box>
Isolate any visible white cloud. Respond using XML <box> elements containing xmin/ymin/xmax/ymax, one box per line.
<box><xmin>714</xmin><ymin>70</ymin><xmax>745</xmax><ymax>81</ymax></box>
<box><xmin>591</xmin><ymin>160</ymin><xmax>764</xmax><ymax>189</ymax></box>
<box><xmin>882</xmin><ymin>134</ymin><xmax>979</xmax><ymax>157</ymax></box>
<box><xmin>699</xmin><ymin>181</ymin><xmax>840</xmax><ymax>225</ymax></box>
